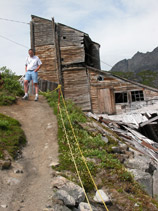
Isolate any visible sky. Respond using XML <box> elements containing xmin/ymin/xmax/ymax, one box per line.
<box><xmin>0</xmin><ymin>0</ymin><xmax>158</xmax><ymax>75</ymax></box>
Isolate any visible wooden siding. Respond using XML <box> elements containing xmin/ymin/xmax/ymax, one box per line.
<box><xmin>63</xmin><ymin>68</ymin><xmax>91</xmax><ymax>111</ymax></box>
<box><xmin>32</xmin><ymin>16</ymin><xmax>54</xmax><ymax>46</ymax></box>
<box><xmin>59</xmin><ymin>24</ymin><xmax>85</xmax><ymax>65</ymax></box>
<box><xmin>31</xmin><ymin>16</ymin><xmax>59</xmax><ymax>83</ymax></box>
<box><xmin>88</xmin><ymin>67</ymin><xmax>158</xmax><ymax>114</ymax></box>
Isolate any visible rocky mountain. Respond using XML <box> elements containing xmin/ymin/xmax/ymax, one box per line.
<box><xmin>111</xmin><ymin>47</ymin><xmax>158</xmax><ymax>73</ymax></box>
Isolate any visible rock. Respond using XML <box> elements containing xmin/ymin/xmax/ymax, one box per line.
<box><xmin>62</xmin><ymin>181</ymin><xmax>85</xmax><ymax>204</ymax></box>
<box><xmin>128</xmin><ymin>169</ymin><xmax>153</xmax><ymax>196</ymax></box>
<box><xmin>125</xmin><ymin>155</ymin><xmax>150</xmax><ymax>172</ymax></box>
<box><xmin>86</xmin><ymin>157</ymin><xmax>96</xmax><ymax>164</ymax></box>
<box><xmin>145</xmin><ymin>163</ymin><xmax>156</xmax><ymax>175</ymax></box>
<box><xmin>52</xmin><ymin>204</ymin><xmax>71</xmax><ymax>211</ymax></box>
<box><xmin>7</xmin><ymin>177</ymin><xmax>20</xmax><ymax>185</ymax></box>
<box><xmin>111</xmin><ymin>146</ymin><xmax>121</xmax><ymax>153</ymax></box>
<box><xmin>102</xmin><ymin>136</ymin><xmax>108</xmax><ymax>143</ymax></box>
<box><xmin>51</xmin><ymin>176</ymin><xmax>67</xmax><ymax>189</ymax></box>
<box><xmin>93</xmin><ymin>189</ymin><xmax>110</xmax><ymax>204</ymax></box>
<box><xmin>52</xmin><ymin>176</ymin><xmax>85</xmax><ymax>204</ymax></box>
<box><xmin>79</xmin><ymin>202</ymin><xmax>92</xmax><ymax>211</ymax></box>
<box><xmin>1</xmin><ymin>204</ymin><xmax>8</xmax><ymax>208</ymax></box>
<box><xmin>46</xmin><ymin>205</ymin><xmax>52</xmax><ymax>208</ymax></box>
<box><xmin>49</xmin><ymin>161</ymin><xmax>59</xmax><ymax>167</ymax></box>
<box><xmin>78</xmin><ymin>202</ymin><xmax>98</xmax><ymax>211</ymax></box>
<box><xmin>153</xmin><ymin>169</ymin><xmax>158</xmax><ymax>198</ymax></box>
<box><xmin>0</xmin><ymin>159</ymin><xmax>11</xmax><ymax>170</ymax></box>
<box><xmin>119</xmin><ymin>143</ymin><xmax>129</xmax><ymax>151</ymax></box>
<box><xmin>14</xmin><ymin>169</ymin><xmax>23</xmax><ymax>174</ymax></box>
<box><xmin>55</xmin><ymin>189</ymin><xmax>76</xmax><ymax>207</ymax></box>
<box><xmin>47</xmin><ymin>123</ymin><xmax>53</xmax><ymax>129</ymax></box>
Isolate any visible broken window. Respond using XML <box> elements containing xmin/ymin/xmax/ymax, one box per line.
<box><xmin>131</xmin><ymin>90</ymin><xmax>144</xmax><ymax>102</ymax></box>
<box><xmin>115</xmin><ymin>92</ymin><xmax>128</xmax><ymax>103</ymax></box>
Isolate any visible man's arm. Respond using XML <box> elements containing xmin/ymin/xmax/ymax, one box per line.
<box><xmin>25</xmin><ymin>65</ymin><xmax>27</xmax><ymax>72</ymax></box>
<box><xmin>34</xmin><ymin>64</ymin><xmax>42</xmax><ymax>72</ymax></box>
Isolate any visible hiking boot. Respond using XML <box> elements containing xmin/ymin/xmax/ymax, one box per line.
<box><xmin>34</xmin><ymin>95</ymin><xmax>38</xmax><ymax>101</ymax></box>
<box><xmin>22</xmin><ymin>95</ymin><xmax>29</xmax><ymax>100</ymax></box>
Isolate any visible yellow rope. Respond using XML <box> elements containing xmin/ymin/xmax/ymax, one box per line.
<box><xmin>58</xmin><ymin>104</ymin><xmax>93</xmax><ymax>211</ymax></box>
<box><xmin>59</xmin><ymin>87</ymin><xmax>109</xmax><ymax>211</ymax></box>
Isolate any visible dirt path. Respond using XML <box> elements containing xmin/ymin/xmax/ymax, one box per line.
<box><xmin>0</xmin><ymin>96</ymin><xmax>58</xmax><ymax>211</ymax></box>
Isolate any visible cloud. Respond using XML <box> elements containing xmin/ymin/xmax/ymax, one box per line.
<box><xmin>0</xmin><ymin>0</ymin><xmax>158</xmax><ymax>74</ymax></box>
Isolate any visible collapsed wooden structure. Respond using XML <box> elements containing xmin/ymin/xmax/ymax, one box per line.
<box><xmin>87</xmin><ymin>112</ymin><xmax>158</xmax><ymax>164</ymax></box>
<box><xmin>30</xmin><ymin>15</ymin><xmax>158</xmax><ymax>114</ymax></box>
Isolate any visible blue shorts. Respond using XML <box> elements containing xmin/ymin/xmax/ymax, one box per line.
<box><xmin>25</xmin><ymin>70</ymin><xmax>38</xmax><ymax>83</ymax></box>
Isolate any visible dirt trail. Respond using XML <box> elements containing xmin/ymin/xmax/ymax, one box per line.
<box><xmin>0</xmin><ymin>96</ymin><xmax>58</xmax><ymax>211</ymax></box>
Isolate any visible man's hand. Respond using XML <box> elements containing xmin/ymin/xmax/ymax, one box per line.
<box><xmin>34</xmin><ymin>64</ymin><xmax>42</xmax><ymax>72</ymax></box>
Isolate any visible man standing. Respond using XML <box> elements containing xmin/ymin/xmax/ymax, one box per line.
<box><xmin>22</xmin><ymin>49</ymin><xmax>42</xmax><ymax>101</ymax></box>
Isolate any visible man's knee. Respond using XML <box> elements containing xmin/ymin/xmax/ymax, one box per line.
<box><xmin>24</xmin><ymin>80</ymin><xmax>28</xmax><ymax>85</ymax></box>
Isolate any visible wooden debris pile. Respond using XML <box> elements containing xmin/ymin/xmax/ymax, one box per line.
<box><xmin>86</xmin><ymin>112</ymin><xmax>158</xmax><ymax>163</ymax></box>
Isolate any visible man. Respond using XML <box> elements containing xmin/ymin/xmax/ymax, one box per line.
<box><xmin>22</xmin><ymin>49</ymin><xmax>42</xmax><ymax>101</ymax></box>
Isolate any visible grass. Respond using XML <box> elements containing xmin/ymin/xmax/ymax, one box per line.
<box><xmin>43</xmin><ymin>90</ymin><xmax>158</xmax><ymax>210</ymax></box>
<box><xmin>0</xmin><ymin>66</ymin><xmax>24</xmax><ymax>105</ymax></box>
<box><xmin>0</xmin><ymin>113</ymin><xmax>26</xmax><ymax>159</ymax></box>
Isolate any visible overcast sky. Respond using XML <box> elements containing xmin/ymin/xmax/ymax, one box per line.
<box><xmin>0</xmin><ymin>0</ymin><xmax>158</xmax><ymax>75</ymax></box>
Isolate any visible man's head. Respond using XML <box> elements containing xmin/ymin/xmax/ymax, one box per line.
<box><xmin>28</xmin><ymin>49</ymin><xmax>34</xmax><ymax>57</ymax></box>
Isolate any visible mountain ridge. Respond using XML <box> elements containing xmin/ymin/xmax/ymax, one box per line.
<box><xmin>111</xmin><ymin>47</ymin><xmax>158</xmax><ymax>73</ymax></box>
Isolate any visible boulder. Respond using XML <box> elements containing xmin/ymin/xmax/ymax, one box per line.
<box><xmin>78</xmin><ymin>202</ymin><xmax>97</xmax><ymax>211</ymax></box>
<box><xmin>153</xmin><ymin>169</ymin><xmax>158</xmax><ymax>198</ymax></box>
<box><xmin>62</xmin><ymin>181</ymin><xmax>85</xmax><ymax>204</ymax></box>
<box><xmin>51</xmin><ymin>176</ymin><xmax>68</xmax><ymax>189</ymax></box>
<box><xmin>52</xmin><ymin>176</ymin><xmax>85</xmax><ymax>204</ymax></box>
<box><xmin>125</xmin><ymin>154</ymin><xmax>150</xmax><ymax>172</ymax></box>
<box><xmin>128</xmin><ymin>169</ymin><xmax>153</xmax><ymax>196</ymax></box>
<box><xmin>55</xmin><ymin>190</ymin><xmax>76</xmax><ymax>207</ymax></box>
<box><xmin>93</xmin><ymin>189</ymin><xmax>110</xmax><ymax>204</ymax></box>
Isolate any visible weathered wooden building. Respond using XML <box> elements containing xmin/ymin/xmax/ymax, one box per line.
<box><xmin>30</xmin><ymin>15</ymin><xmax>158</xmax><ymax>114</ymax></box>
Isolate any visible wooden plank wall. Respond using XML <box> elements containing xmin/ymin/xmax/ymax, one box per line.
<box><xmin>63</xmin><ymin>67</ymin><xmax>91</xmax><ymax>111</ymax></box>
<box><xmin>58</xmin><ymin>24</ymin><xmax>85</xmax><ymax>65</ymax></box>
<box><xmin>31</xmin><ymin>16</ymin><xmax>59</xmax><ymax>83</ymax></box>
<box><xmin>87</xmin><ymin>67</ymin><xmax>158</xmax><ymax>114</ymax></box>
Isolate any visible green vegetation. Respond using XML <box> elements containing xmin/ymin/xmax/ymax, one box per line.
<box><xmin>0</xmin><ymin>113</ymin><xmax>26</xmax><ymax>159</ymax></box>
<box><xmin>0</xmin><ymin>66</ymin><xmax>24</xmax><ymax>105</ymax></box>
<box><xmin>112</xmin><ymin>70</ymin><xmax>158</xmax><ymax>89</ymax></box>
<box><xmin>43</xmin><ymin>90</ymin><xmax>158</xmax><ymax>210</ymax></box>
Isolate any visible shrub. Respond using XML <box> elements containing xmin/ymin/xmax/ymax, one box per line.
<box><xmin>0</xmin><ymin>66</ymin><xmax>24</xmax><ymax>105</ymax></box>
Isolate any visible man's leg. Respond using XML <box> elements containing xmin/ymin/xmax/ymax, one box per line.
<box><xmin>24</xmin><ymin>80</ymin><xmax>29</xmax><ymax>94</ymax></box>
<box><xmin>34</xmin><ymin>83</ymin><xmax>39</xmax><ymax>101</ymax></box>
<box><xmin>22</xmin><ymin>80</ymin><xmax>29</xmax><ymax>100</ymax></box>
<box><xmin>32</xmin><ymin>71</ymin><xmax>39</xmax><ymax>101</ymax></box>
<box><xmin>34</xmin><ymin>83</ymin><xmax>38</xmax><ymax>95</ymax></box>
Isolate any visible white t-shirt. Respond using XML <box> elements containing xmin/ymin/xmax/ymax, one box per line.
<box><xmin>25</xmin><ymin>55</ymin><xmax>42</xmax><ymax>71</ymax></box>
